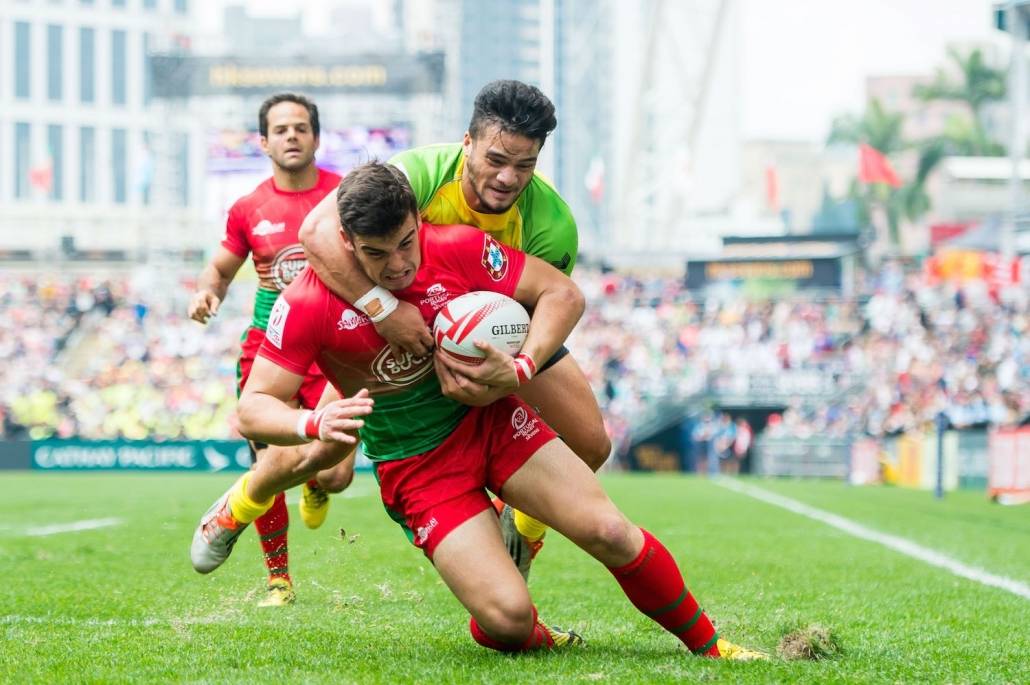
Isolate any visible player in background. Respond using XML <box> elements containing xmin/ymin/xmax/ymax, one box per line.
<box><xmin>299</xmin><ymin>80</ymin><xmax>609</xmax><ymax>578</ymax></box>
<box><xmin>188</xmin><ymin>93</ymin><xmax>352</xmax><ymax>607</ymax></box>
<box><xmin>192</xmin><ymin>162</ymin><xmax>764</xmax><ymax>660</ymax></box>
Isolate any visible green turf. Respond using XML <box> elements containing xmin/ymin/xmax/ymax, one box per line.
<box><xmin>1</xmin><ymin>472</ymin><xmax>1027</xmax><ymax>684</ymax></box>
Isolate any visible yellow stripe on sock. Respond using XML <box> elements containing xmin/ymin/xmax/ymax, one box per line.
<box><xmin>513</xmin><ymin>509</ymin><xmax>548</xmax><ymax>542</ymax></box>
<box><xmin>228</xmin><ymin>473</ymin><xmax>274</xmax><ymax>524</ymax></box>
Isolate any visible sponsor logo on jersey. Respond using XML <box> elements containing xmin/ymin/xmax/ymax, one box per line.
<box><xmin>550</xmin><ymin>252</ymin><xmax>572</xmax><ymax>273</ymax></box>
<box><xmin>371</xmin><ymin>346</ymin><xmax>433</xmax><ymax>387</ymax></box>
<box><xmin>266</xmin><ymin>296</ymin><xmax>290</xmax><ymax>349</ymax></box>
<box><xmin>270</xmin><ymin>244</ymin><xmax>308</xmax><ymax>290</ymax></box>
<box><xmin>252</xmin><ymin>219</ymin><xmax>286</xmax><ymax>236</ymax></box>
<box><xmin>336</xmin><ymin>308</ymin><xmax>371</xmax><ymax>331</ymax></box>
<box><xmin>420</xmin><ymin>282</ymin><xmax>450</xmax><ymax>308</ymax></box>
<box><xmin>511</xmin><ymin>405</ymin><xmax>541</xmax><ymax>441</ymax></box>
<box><xmin>482</xmin><ymin>236</ymin><xmax>508</xmax><ymax>281</ymax></box>
<box><xmin>416</xmin><ymin>516</ymin><xmax>438</xmax><ymax>545</ymax></box>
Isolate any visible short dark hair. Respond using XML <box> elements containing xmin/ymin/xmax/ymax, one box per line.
<box><xmin>258</xmin><ymin>93</ymin><xmax>320</xmax><ymax>138</ymax></box>
<box><xmin>336</xmin><ymin>162</ymin><xmax>418</xmax><ymax>239</ymax></box>
<box><xmin>468</xmin><ymin>80</ymin><xmax>557</xmax><ymax>146</ymax></box>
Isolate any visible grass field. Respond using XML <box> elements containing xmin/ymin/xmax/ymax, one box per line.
<box><xmin>2</xmin><ymin>472</ymin><xmax>1028</xmax><ymax>684</ymax></box>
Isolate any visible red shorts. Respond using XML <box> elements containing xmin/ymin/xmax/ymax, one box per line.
<box><xmin>237</xmin><ymin>326</ymin><xmax>327</xmax><ymax>409</ymax></box>
<box><xmin>373</xmin><ymin>396</ymin><xmax>557</xmax><ymax>559</ymax></box>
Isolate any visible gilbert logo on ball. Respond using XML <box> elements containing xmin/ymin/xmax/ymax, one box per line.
<box><xmin>433</xmin><ymin>291</ymin><xmax>530</xmax><ymax>364</ymax></box>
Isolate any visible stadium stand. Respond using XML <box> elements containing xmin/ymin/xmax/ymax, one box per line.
<box><xmin>2</xmin><ymin>266</ymin><xmax>1027</xmax><ymax>450</ymax></box>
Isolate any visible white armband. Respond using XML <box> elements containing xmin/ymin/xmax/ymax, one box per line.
<box><xmin>354</xmin><ymin>286</ymin><xmax>399</xmax><ymax>323</ymax></box>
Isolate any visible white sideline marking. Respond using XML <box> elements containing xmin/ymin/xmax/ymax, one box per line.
<box><xmin>21</xmin><ymin>517</ymin><xmax>123</xmax><ymax>537</ymax></box>
<box><xmin>715</xmin><ymin>479</ymin><xmax>1030</xmax><ymax>601</ymax></box>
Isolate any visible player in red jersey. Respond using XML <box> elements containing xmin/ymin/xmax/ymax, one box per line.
<box><xmin>188</xmin><ymin>93</ymin><xmax>353</xmax><ymax>606</ymax></box>
<box><xmin>298</xmin><ymin>82</ymin><xmax>611</xmax><ymax>578</ymax></box>
<box><xmin>192</xmin><ymin>162</ymin><xmax>764</xmax><ymax>659</ymax></box>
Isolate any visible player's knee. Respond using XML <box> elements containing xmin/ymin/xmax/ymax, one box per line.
<box><xmin>566</xmin><ymin>426</ymin><xmax>612</xmax><ymax>472</ymax></box>
<box><xmin>581</xmin><ymin>511</ymin><xmax>636</xmax><ymax>561</ymax></box>
<box><xmin>298</xmin><ymin>443</ymin><xmax>348</xmax><ymax>475</ymax></box>
<box><xmin>475</xmin><ymin>594</ymin><xmax>535</xmax><ymax>643</ymax></box>
<box><xmin>583</xmin><ymin>429</ymin><xmax>612</xmax><ymax>471</ymax></box>
<box><xmin>316</xmin><ymin>462</ymin><xmax>354</xmax><ymax>493</ymax></box>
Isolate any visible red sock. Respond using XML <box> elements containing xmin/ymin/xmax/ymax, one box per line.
<box><xmin>253</xmin><ymin>492</ymin><xmax>290</xmax><ymax>583</ymax></box>
<box><xmin>469</xmin><ymin>606</ymin><xmax>553</xmax><ymax>652</ymax></box>
<box><xmin>306</xmin><ymin>478</ymin><xmax>320</xmax><ymax>490</ymax></box>
<box><xmin>609</xmin><ymin>529</ymin><xmax>720</xmax><ymax>656</ymax></box>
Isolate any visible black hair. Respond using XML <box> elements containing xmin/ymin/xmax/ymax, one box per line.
<box><xmin>336</xmin><ymin>162</ymin><xmax>418</xmax><ymax>238</ymax></box>
<box><xmin>468</xmin><ymin>80</ymin><xmax>557</xmax><ymax>146</ymax></box>
<box><xmin>258</xmin><ymin>93</ymin><xmax>320</xmax><ymax>138</ymax></box>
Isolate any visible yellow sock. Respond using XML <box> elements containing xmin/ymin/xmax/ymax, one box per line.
<box><xmin>227</xmin><ymin>473</ymin><xmax>274</xmax><ymax>524</ymax></box>
<box><xmin>513</xmin><ymin>509</ymin><xmax>548</xmax><ymax>542</ymax></box>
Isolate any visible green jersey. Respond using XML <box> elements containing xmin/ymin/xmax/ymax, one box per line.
<box><xmin>390</xmin><ymin>143</ymin><xmax>578</xmax><ymax>275</ymax></box>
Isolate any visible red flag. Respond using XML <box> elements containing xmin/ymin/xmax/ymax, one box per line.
<box><xmin>29</xmin><ymin>157</ymin><xmax>53</xmax><ymax>193</ymax></box>
<box><xmin>584</xmin><ymin>156</ymin><xmax>605</xmax><ymax>204</ymax></box>
<box><xmin>764</xmin><ymin>165</ymin><xmax>780</xmax><ymax>211</ymax></box>
<box><xmin>858</xmin><ymin>143</ymin><xmax>902</xmax><ymax>188</ymax></box>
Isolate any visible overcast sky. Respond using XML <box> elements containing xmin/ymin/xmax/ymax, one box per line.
<box><xmin>740</xmin><ymin>0</ymin><xmax>1006</xmax><ymax>141</ymax></box>
<box><xmin>201</xmin><ymin>0</ymin><xmax>1010</xmax><ymax>142</ymax></box>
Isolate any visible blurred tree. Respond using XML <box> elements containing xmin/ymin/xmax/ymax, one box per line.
<box><xmin>914</xmin><ymin>47</ymin><xmax>1007</xmax><ymax>125</ymax></box>
<box><xmin>828</xmin><ymin>99</ymin><xmax>909</xmax><ymax>250</ymax></box>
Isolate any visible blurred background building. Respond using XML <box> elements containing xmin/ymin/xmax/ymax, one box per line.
<box><xmin>2</xmin><ymin>0</ymin><xmax>1026</xmax><ymax>264</ymax></box>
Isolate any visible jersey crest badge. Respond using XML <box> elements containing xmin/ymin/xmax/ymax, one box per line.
<box><xmin>482</xmin><ymin>236</ymin><xmax>508</xmax><ymax>281</ymax></box>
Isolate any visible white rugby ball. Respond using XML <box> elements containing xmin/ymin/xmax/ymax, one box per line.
<box><xmin>433</xmin><ymin>291</ymin><xmax>530</xmax><ymax>364</ymax></box>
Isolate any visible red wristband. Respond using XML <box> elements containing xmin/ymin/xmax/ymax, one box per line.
<box><xmin>513</xmin><ymin>353</ymin><xmax>537</xmax><ymax>386</ymax></box>
<box><xmin>300</xmin><ymin>409</ymin><xmax>326</xmax><ymax>441</ymax></box>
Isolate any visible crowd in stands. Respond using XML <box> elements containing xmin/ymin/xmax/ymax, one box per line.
<box><xmin>569</xmin><ymin>263</ymin><xmax>1029</xmax><ymax>451</ymax></box>
<box><xmin>2</xmin><ymin>262</ymin><xmax>1028</xmax><ymax>450</ymax></box>
<box><xmin>0</xmin><ymin>271</ymin><xmax>248</xmax><ymax>440</ymax></box>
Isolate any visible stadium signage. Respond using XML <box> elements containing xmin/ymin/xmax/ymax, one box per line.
<box><xmin>685</xmin><ymin>257</ymin><xmax>843</xmax><ymax>291</ymax></box>
<box><xmin>151</xmin><ymin>53</ymin><xmax>444</xmax><ymax>97</ymax></box>
<box><xmin>31</xmin><ymin>440</ymin><xmax>251</xmax><ymax>471</ymax></box>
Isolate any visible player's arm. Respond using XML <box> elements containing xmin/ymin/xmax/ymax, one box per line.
<box><xmin>436</xmin><ymin>256</ymin><xmax>585</xmax><ymax>400</ymax></box>
<box><xmin>299</xmin><ymin>194</ymin><xmax>433</xmax><ymax>356</ymax></box>
<box><xmin>238</xmin><ymin>356</ymin><xmax>373</xmax><ymax>445</ymax></box>
<box><xmin>188</xmin><ymin>246</ymin><xmax>246</xmax><ymax>324</ymax></box>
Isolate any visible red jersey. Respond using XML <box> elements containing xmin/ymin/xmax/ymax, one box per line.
<box><xmin>221</xmin><ymin>169</ymin><xmax>342</xmax><ymax>294</ymax></box>
<box><xmin>258</xmin><ymin>223</ymin><xmax>526</xmax><ymax>460</ymax></box>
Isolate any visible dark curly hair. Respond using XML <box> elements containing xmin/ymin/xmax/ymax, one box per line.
<box><xmin>468</xmin><ymin>80</ymin><xmax>557</xmax><ymax>146</ymax></box>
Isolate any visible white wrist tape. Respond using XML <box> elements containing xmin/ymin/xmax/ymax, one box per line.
<box><xmin>296</xmin><ymin>411</ymin><xmax>313</xmax><ymax>441</ymax></box>
<box><xmin>354</xmin><ymin>286</ymin><xmax>399</xmax><ymax>323</ymax></box>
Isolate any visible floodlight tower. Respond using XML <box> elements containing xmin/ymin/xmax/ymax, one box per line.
<box><xmin>610</xmin><ymin>0</ymin><xmax>737</xmax><ymax>257</ymax></box>
<box><xmin>994</xmin><ymin>1</ymin><xmax>1030</xmax><ymax>258</ymax></box>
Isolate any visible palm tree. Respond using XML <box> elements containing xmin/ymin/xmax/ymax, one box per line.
<box><xmin>914</xmin><ymin>47</ymin><xmax>1007</xmax><ymax>124</ymax></box>
<box><xmin>914</xmin><ymin>47</ymin><xmax>1007</xmax><ymax>156</ymax></box>
<box><xmin>828</xmin><ymin>99</ymin><xmax>905</xmax><ymax>154</ymax></box>
<box><xmin>828</xmin><ymin>99</ymin><xmax>910</xmax><ymax>249</ymax></box>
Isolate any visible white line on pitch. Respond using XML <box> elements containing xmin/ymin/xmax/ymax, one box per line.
<box><xmin>714</xmin><ymin>479</ymin><xmax>1030</xmax><ymax>601</ymax></box>
<box><xmin>21</xmin><ymin>517</ymin><xmax>123</xmax><ymax>537</ymax></box>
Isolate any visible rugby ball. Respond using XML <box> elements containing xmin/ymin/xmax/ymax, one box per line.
<box><xmin>433</xmin><ymin>291</ymin><xmax>530</xmax><ymax>364</ymax></box>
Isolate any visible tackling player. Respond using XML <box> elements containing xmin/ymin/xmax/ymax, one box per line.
<box><xmin>299</xmin><ymin>80</ymin><xmax>609</xmax><ymax>578</ymax></box>
<box><xmin>193</xmin><ymin>162</ymin><xmax>764</xmax><ymax>659</ymax></box>
<box><xmin>188</xmin><ymin>93</ymin><xmax>352</xmax><ymax>606</ymax></box>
